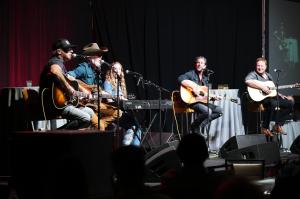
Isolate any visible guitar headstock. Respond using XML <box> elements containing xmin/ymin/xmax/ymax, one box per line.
<box><xmin>294</xmin><ymin>83</ymin><xmax>300</xmax><ymax>89</ymax></box>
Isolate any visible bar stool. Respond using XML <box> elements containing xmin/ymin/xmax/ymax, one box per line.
<box><xmin>170</xmin><ymin>90</ymin><xmax>195</xmax><ymax>141</ymax></box>
<box><xmin>247</xmin><ymin>101</ymin><xmax>265</xmax><ymax>134</ymax></box>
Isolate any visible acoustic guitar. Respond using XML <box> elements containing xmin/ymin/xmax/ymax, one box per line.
<box><xmin>51</xmin><ymin>80</ymin><xmax>112</xmax><ymax>109</ymax></box>
<box><xmin>247</xmin><ymin>81</ymin><xmax>300</xmax><ymax>102</ymax></box>
<box><xmin>180</xmin><ymin>85</ymin><xmax>238</xmax><ymax>104</ymax></box>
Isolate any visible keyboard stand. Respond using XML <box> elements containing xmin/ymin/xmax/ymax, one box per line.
<box><xmin>128</xmin><ymin>110</ymin><xmax>155</xmax><ymax>152</ymax></box>
<box><xmin>141</xmin><ymin>113</ymin><xmax>158</xmax><ymax>150</ymax></box>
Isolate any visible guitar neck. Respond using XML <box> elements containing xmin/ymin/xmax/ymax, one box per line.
<box><xmin>278</xmin><ymin>84</ymin><xmax>296</xmax><ymax>89</ymax></box>
<box><xmin>74</xmin><ymin>91</ymin><xmax>89</xmax><ymax>98</ymax></box>
<box><xmin>247</xmin><ymin>81</ymin><xmax>299</xmax><ymax>102</ymax></box>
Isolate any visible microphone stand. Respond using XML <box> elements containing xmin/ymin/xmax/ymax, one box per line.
<box><xmin>274</xmin><ymin>71</ymin><xmax>282</xmax><ymax>148</ymax></box>
<box><xmin>141</xmin><ymin>79</ymin><xmax>170</xmax><ymax>146</ymax></box>
<box><xmin>116</xmin><ymin>74</ymin><xmax>121</xmax><ymax>132</ymax></box>
<box><xmin>205</xmin><ymin>70</ymin><xmax>213</xmax><ymax>151</ymax></box>
<box><xmin>95</xmin><ymin>69</ymin><xmax>102</xmax><ymax>130</ymax></box>
<box><xmin>127</xmin><ymin>74</ymin><xmax>153</xmax><ymax>150</ymax></box>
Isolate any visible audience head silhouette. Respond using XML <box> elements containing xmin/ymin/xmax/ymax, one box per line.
<box><xmin>176</xmin><ymin>133</ymin><xmax>209</xmax><ymax>167</ymax></box>
<box><xmin>214</xmin><ymin>176</ymin><xmax>264</xmax><ymax>199</ymax></box>
<box><xmin>112</xmin><ymin>145</ymin><xmax>145</xmax><ymax>186</ymax></box>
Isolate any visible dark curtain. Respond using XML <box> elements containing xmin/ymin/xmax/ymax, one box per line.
<box><xmin>0</xmin><ymin>0</ymin><xmax>262</xmax><ymax>92</ymax></box>
<box><xmin>91</xmin><ymin>0</ymin><xmax>262</xmax><ymax>100</ymax></box>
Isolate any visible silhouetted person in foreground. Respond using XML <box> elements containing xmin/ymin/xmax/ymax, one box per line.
<box><xmin>161</xmin><ymin>133</ymin><xmax>219</xmax><ymax>199</ymax></box>
<box><xmin>111</xmin><ymin>145</ymin><xmax>171</xmax><ymax>199</ymax></box>
<box><xmin>270</xmin><ymin>159</ymin><xmax>300</xmax><ymax>199</ymax></box>
<box><xmin>214</xmin><ymin>176</ymin><xmax>264</xmax><ymax>199</ymax></box>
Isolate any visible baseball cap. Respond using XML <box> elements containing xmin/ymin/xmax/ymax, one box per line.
<box><xmin>52</xmin><ymin>38</ymin><xmax>77</xmax><ymax>51</ymax></box>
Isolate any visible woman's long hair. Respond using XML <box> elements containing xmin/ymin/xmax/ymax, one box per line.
<box><xmin>105</xmin><ymin>62</ymin><xmax>127</xmax><ymax>98</ymax></box>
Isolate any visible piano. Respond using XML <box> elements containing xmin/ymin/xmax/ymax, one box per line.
<box><xmin>120</xmin><ymin>100</ymin><xmax>173</xmax><ymax>110</ymax></box>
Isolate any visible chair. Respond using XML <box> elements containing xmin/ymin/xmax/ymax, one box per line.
<box><xmin>170</xmin><ymin>90</ymin><xmax>194</xmax><ymax>141</ymax></box>
<box><xmin>22</xmin><ymin>87</ymin><xmax>66</xmax><ymax>131</ymax></box>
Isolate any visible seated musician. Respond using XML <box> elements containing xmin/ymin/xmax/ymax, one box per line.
<box><xmin>67</xmin><ymin>42</ymin><xmax>120</xmax><ymax>131</ymax></box>
<box><xmin>103</xmin><ymin>62</ymin><xmax>142</xmax><ymax>146</ymax></box>
<box><xmin>245</xmin><ymin>57</ymin><xmax>295</xmax><ymax>136</ymax></box>
<box><xmin>39</xmin><ymin>38</ymin><xmax>99</xmax><ymax>130</ymax></box>
<box><xmin>178</xmin><ymin>56</ymin><xmax>223</xmax><ymax>134</ymax></box>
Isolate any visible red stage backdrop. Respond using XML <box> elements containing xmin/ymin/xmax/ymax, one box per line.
<box><xmin>0</xmin><ymin>0</ymin><xmax>92</xmax><ymax>88</ymax></box>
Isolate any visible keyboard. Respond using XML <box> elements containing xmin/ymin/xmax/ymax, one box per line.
<box><xmin>121</xmin><ymin>100</ymin><xmax>173</xmax><ymax>110</ymax></box>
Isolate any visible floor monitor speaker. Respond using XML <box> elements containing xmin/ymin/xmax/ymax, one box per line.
<box><xmin>220</xmin><ymin>134</ymin><xmax>267</xmax><ymax>158</ymax></box>
<box><xmin>224</xmin><ymin>142</ymin><xmax>280</xmax><ymax>165</ymax></box>
<box><xmin>290</xmin><ymin>135</ymin><xmax>300</xmax><ymax>154</ymax></box>
<box><xmin>144</xmin><ymin>140</ymin><xmax>181</xmax><ymax>182</ymax></box>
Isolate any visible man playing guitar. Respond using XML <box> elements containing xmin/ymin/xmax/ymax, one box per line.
<box><xmin>245</xmin><ymin>57</ymin><xmax>295</xmax><ymax>136</ymax></box>
<box><xmin>39</xmin><ymin>38</ymin><xmax>99</xmax><ymax>130</ymax></box>
<box><xmin>67</xmin><ymin>42</ymin><xmax>119</xmax><ymax>131</ymax></box>
<box><xmin>178</xmin><ymin>56</ymin><xmax>223</xmax><ymax>134</ymax></box>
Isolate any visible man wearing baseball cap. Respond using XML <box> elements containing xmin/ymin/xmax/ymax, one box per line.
<box><xmin>39</xmin><ymin>38</ymin><xmax>100</xmax><ymax>130</ymax></box>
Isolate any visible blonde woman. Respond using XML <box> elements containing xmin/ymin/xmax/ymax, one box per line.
<box><xmin>103</xmin><ymin>62</ymin><xmax>141</xmax><ymax>146</ymax></box>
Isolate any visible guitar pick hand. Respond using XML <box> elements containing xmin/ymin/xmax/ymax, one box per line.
<box><xmin>195</xmin><ymin>95</ymin><xmax>208</xmax><ymax>102</ymax></box>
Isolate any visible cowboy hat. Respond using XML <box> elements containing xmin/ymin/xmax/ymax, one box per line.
<box><xmin>82</xmin><ymin>43</ymin><xmax>108</xmax><ymax>56</ymax></box>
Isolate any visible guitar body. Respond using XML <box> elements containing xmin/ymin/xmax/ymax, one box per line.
<box><xmin>247</xmin><ymin>81</ymin><xmax>277</xmax><ymax>102</ymax></box>
<box><xmin>180</xmin><ymin>85</ymin><xmax>209</xmax><ymax>104</ymax></box>
<box><xmin>52</xmin><ymin>80</ymin><xmax>79</xmax><ymax>109</ymax></box>
<box><xmin>247</xmin><ymin>80</ymin><xmax>300</xmax><ymax>102</ymax></box>
<box><xmin>180</xmin><ymin>84</ymin><xmax>238</xmax><ymax>104</ymax></box>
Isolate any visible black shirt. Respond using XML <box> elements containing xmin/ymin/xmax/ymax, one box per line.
<box><xmin>39</xmin><ymin>56</ymin><xmax>66</xmax><ymax>91</ymax></box>
<box><xmin>178</xmin><ymin>69</ymin><xmax>209</xmax><ymax>86</ymax></box>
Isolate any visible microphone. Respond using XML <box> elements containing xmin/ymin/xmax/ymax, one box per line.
<box><xmin>125</xmin><ymin>70</ymin><xmax>142</xmax><ymax>76</ymax></box>
<box><xmin>100</xmin><ymin>60</ymin><xmax>112</xmax><ymax>67</ymax></box>
<box><xmin>204</xmin><ymin>68</ymin><xmax>214</xmax><ymax>74</ymax></box>
<box><xmin>71</xmin><ymin>53</ymin><xmax>87</xmax><ymax>59</ymax></box>
<box><xmin>273</xmin><ymin>69</ymin><xmax>282</xmax><ymax>72</ymax></box>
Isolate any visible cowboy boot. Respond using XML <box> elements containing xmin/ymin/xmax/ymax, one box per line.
<box><xmin>272</xmin><ymin>124</ymin><xmax>286</xmax><ymax>135</ymax></box>
<box><xmin>261</xmin><ymin>127</ymin><xmax>273</xmax><ymax>137</ymax></box>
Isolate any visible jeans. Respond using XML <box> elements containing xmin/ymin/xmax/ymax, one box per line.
<box><xmin>122</xmin><ymin>126</ymin><xmax>142</xmax><ymax>146</ymax></box>
<box><xmin>190</xmin><ymin>102</ymin><xmax>223</xmax><ymax>130</ymax></box>
<box><xmin>261</xmin><ymin>97</ymin><xmax>294</xmax><ymax>128</ymax></box>
<box><xmin>60</xmin><ymin>105</ymin><xmax>94</xmax><ymax>129</ymax></box>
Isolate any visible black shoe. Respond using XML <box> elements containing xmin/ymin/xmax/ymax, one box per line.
<box><xmin>190</xmin><ymin>123</ymin><xmax>201</xmax><ymax>134</ymax></box>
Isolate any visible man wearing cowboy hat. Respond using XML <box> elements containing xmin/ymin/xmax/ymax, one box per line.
<box><xmin>39</xmin><ymin>38</ymin><xmax>99</xmax><ymax>130</ymax></box>
<box><xmin>67</xmin><ymin>43</ymin><xmax>120</xmax><ymax>131</ymax></box>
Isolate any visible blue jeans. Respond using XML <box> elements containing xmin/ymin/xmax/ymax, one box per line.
<box><xmin>61</xmin><ymin>105</ymin><xmax>94</xmax><ymax>129</ymax></box>
<box><xmin>122</xmin><ymin>126</ymin><xmax>142</xmax><ymax>146</ymax></box>
<box><xmin>191</xmin><ymin>102</ymin><xmax>223</xmax><ymax>129</ymax></box>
